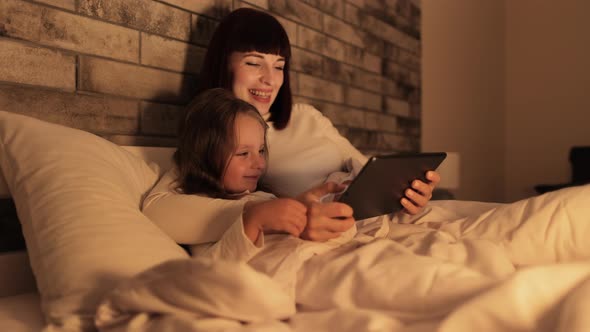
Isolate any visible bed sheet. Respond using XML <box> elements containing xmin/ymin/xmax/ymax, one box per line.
<box><xmin>95</xmin><ymin>185</ymin><xmax>590</xmax><ymax>332</ymax></box>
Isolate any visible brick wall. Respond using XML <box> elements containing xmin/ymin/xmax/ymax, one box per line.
<box><xmin>0</xmin><ymin>0</ymin><xmax>421</xmax><ymax>153</ymax></box>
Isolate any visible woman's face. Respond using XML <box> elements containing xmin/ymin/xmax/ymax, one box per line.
<box><xmin>228</xmin><ymin>51</ymin><xmax>285</xmax><ymax>116</ymax></box>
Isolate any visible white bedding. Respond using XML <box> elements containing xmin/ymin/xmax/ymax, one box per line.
<box><xmin>96</xmin><ymin>184</ymin><xmax>590</xmax><ymax>332</ymax></box>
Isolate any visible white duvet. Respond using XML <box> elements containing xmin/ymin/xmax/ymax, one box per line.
<box><xmin>96</xmin><ymin>185</ymin><xmax>590</xmax><ymax>332</ymax></box>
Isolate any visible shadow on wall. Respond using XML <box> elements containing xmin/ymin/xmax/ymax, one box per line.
<box><xmin>135</xmin><ymin>4</ymin><xmax>231</xmax><ymax>146</ymax></box>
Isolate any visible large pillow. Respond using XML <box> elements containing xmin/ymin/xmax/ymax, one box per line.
<box><xmin>0</xmin><ymin>111</ymin><xmax>188</xmax><ymax>330</ymax></box>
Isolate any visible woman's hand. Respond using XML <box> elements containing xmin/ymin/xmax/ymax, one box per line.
<box><xmin>401</xmin><ymin>170</ymin><xmax>441</xmax><ymax>215</ymax></box>
<box><xmin>296</xmin><ymin>182</ymin><xmax>355</xmax><ymax>242</ymax></box>
<box><xmin>242</xmin><ymin>198</ymin><xmax>307</xmax><ymax>241</ymax></box>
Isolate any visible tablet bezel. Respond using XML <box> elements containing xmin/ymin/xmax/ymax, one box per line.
<box><xmin>337</xmin><ymin>152</ymin><xmax>447</xmax><ymax>220</ymax></box>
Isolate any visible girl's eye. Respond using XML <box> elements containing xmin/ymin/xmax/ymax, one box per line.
<box><xmin>236</xmin><ymin>151</ymin><xmax>248</xmax><ymax>157</ymax></box>
<box><xmin>259</xmin><ymin>148</ymin><xmax>266</xmax><ymax>155</ymax></box>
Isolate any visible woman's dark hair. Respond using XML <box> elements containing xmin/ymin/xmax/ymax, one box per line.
<box><xmin>174</xmin><ymin>88</ymin><xmax>269</xmax><ymax>198</ymax></box>
<box><xmin>197</xmin><ymin>8</ymin><xmax>292</xmax><ymax>130</ymax></box>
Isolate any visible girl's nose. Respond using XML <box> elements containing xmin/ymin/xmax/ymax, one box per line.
<box><xmin>253</xmin><ymin>154</ymin><xmax>266</xmax><ymax>169</ymax></box>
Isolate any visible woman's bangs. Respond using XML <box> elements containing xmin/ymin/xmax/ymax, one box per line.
<box><xmin>231</xmin><ymin>22</ymin><xmax>290</xmax><ymax>58</ymax></box>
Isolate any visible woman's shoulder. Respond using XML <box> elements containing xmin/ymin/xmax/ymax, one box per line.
<box><xmin>291</xmin><ymin>103</ymin><xmax>330</xmax><ymax>124</ymax></box>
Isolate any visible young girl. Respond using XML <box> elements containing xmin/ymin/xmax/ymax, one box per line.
<box><xmin>174</xmin><ymin>88</ymin><xmax>329</xmax><ymax>260</ymax></box>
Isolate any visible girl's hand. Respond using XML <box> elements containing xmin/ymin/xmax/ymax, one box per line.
<box><xmin>243</xmin><ymin>198</ymin><xmax>307</xmax><ymax>241</ymax></box>
<box><xmin>301</xmin><ymin>201</ymin><xmax>354</xmax><ymax>241</ymax></box>
<box><xmin>401</xmin><ymin>170</ymin><xmax>441</xmax><ymax>215</ymax></box>
<box><xmin>296</xmin><ymin>182</ymin><xmax>355</xmax><ymax>242</ymax></box>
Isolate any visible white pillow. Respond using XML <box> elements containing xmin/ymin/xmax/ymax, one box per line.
<box><xmin>0</xmin><ymin>111</ymin><xmax>188</xmax><ymax>330</ymax></box>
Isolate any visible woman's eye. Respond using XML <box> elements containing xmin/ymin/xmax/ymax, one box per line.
<box><xmin>245</xmin><ymin>62</ymin><xmax>260</xmax><ymax>67</ymax></box>
<box><xmin>275</xmin><ymin>66</ymin><xmax>284</xmax><ymax>71</ymax></box>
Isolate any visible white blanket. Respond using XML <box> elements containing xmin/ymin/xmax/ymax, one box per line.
<box><xmin>96</xmin><ymin>185</ymin><xmax>590</xmax><ymax>331</ymax></box>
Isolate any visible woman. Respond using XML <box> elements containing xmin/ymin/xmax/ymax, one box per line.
<box><xmin>143</xmin><ymin>8</ymin><xmax>440</xmax><ymax>247</ymax></box>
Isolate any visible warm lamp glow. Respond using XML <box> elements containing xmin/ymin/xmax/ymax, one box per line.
<box><xmin>437</xmin><ymin>152</ymin><xmax>460</xmax><ymax>189</ymax></box>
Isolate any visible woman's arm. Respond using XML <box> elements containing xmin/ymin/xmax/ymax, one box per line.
<box><xmin>142</xmin><ymin>169</ymin><xmax>248</xmax><ymax>244</ymax></box>
<box><xmin>306</xmin><ymin>105</ymin><xmax>440</xmax><ymax>214</ymax></box>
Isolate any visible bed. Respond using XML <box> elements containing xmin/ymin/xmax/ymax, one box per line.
<box><xmin>2</xmin><ymin>110</ymin><xmax>590</xmax><ymax>332</ymax></box>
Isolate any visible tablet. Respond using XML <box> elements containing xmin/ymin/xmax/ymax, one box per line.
<box><xmin>337</xmin><ymin>152</ymin><xmax>447</xmax><ymax>220</ymax></box>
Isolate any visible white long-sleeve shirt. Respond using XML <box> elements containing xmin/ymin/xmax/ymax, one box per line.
<box><xmin>142</xmin><ymin>104</ymin><xmax>368</xmax><ymax>255</ymax></box>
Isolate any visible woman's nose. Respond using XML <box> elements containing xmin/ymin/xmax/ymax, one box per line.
<box><xmin>260</xmin><ymin>65</ymin><xmax>274</xmax><ymax>85</ymax></box>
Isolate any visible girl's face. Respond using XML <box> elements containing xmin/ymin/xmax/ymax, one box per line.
<box><xmin>228</xmin><ymin>51</ymin><xmax>285</xmax><ymax>116</ymax></box>
<box><xmin>223</xmin><ymin>113</ymin><xmax>267</xmax><ymax>193</ymax></box>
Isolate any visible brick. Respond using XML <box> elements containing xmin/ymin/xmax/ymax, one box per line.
<box><xmin>0</xmin><ymin>39</ymin><xmax>75</xmax><ymax>91</ymax></box>
<box><xmin>290</xmin><ymin>71</ymin><xmax>299</xmax><ymax>94</ymax></box>
<box><xmin>356</xmin><ymin>70</ymin><xmax>383</xmax><ymax>93</ymax></box>
<box><xmin>298</xmin><ymin>73</ymin><xmax>343</xmax><ymax>103</ymax></box>
<box><xmin>191</xmin><ymin>14</ymin><xmax>219</xmax><ymax>46</ymax></box>
<box><xmin>323</xmin><ymin>59</ymin><xmax>382</xmax><ymax>94</ymax></box>
<box><xmin>376</xmin><ymin>113</ymin><xmax>398</xmax><ymax>132</ymax></box>
<box><xmin>398</xmin><ymin>47</ymin><xmax>420</xmax><ymax>71</ymax></box>
<box><xmin>298</xmin><ymin>25</ymin><xmax>345</xmax><ymax>61</ymax></box>
<box><xmin>79</xmin><ymin>56</ymin><xmax>196</xmax><ymax>104</ymax></box>
<box><xmin>344</xmin><ymin>87</ymin><xmax>381</xmax><ymax>111</ymax></box>
<box><xmin>274</xmin><ymin>16</ymin><xmax>298</xmax><ymax>46</ymax></box>
<box><xmin>397</xmin><ymin>116</ymin><xmax>420</xmax><ymax>136</ymax></box>
<box><xmin>323</xmin><ymin>58</ymin><xmax>356</xmax><ymax>85</ymax></box>
<box><xmin>140</xmin><ymin>101</ymin><xmax>183</xmax><ymax>136</ymax></box>
<box><xmin>324</xmin><ymin>36</ymin><xmax>346</xmax><ymax>62</ymax></box>
<box><xmin>384</xmin><ymin>97</ymin><xmax>410</xmax><ymax>117</ymax></box>
<box><xmin>141</xmin><ymin>33</ymin><xmax>205</xmax><ymax>74</ymax></box>
<box><xmin>364</xmin><ymin>111</ymin><xmax>379</xmax><ymax>131</ymax></box>
<box><xmin>79</xmin><ymin>0</ymin><xmax>191</xmax><ymax>41</ymax></box>
<box><xmin>381</xmin><ymin>77</ymin><xmax>405</xmax><ymax>99</ymax></box>
<box><xmin>343</xmin><ymin>3</ymin><xmax>360</xmax><ymax>26</ymax></box>
<box><xmin>299</xmin><ymin>98</ymin><xmax>366</xmax><ymax>129</ymax></box>
<box><xmin>291</xmin><ymin>47</ymin><xmax>322</xmax><ymax>75</ymax></box>
<box><xmin>323</xmin><ymin>15</ymin><xmax>363</xmax><ymax>48</ymax></box>
<box><xmin>35</xmin><ymin>0</ymin><xmax>76</xmax><ymax>10</ymax></box>
<box><xmin>384</xmin><ymin>60</ymin><xmax>412</xmax><ymax>86</ymax></box>
<box><xmin>377</xmin><ymin>132</ymin><xmax>417</xmax><ymax>152</ymax></box>
<box><xmin>358</xmin><ymin>14</ymin><xmax>419</xmax><ymax>54</ymax></box>
<box><xmin>409</xmin><ymin>101</ymin><xmax>421</xmax><ymax>118</ymax></box>
<box><xmin>0</xmin><ymin>84</ymin><xmax>138</xmax><ymax>134</ymax></box>
<box><xmin>159</xmin><ymin>0</ymin><xmax>232</xmax><ymax>17</ymax></box>
<box><xmin>105</xmin><ymin>135</ymin><xmax>176</xmax><ymax>147</ymax></box>
<box><xmin>0</xmin><ymin>0</ymin><xmax>139</xmax><ymax>62</ymax></box>
<box><xmin>238</xmin><ymin>0</ymin><xmax>269</xmax><ymax>10</ymax></box>
<box><xmin>344</xmin><ymin>45</ymin><xmax>381</xmax><ymax>73</ymax></box>
<box><xmin>297</xmin><ymin>25</ymin><xmax>324</xmax><ymax>54</ymax></box>
<box><xmin>347</xmin><ymin>0</ymin><xmax>364</xmax><ymax>8</ymax></box>
<box><xmin>343</xmin><ymin>128</ymin><xmax>371</xmax><ymax>149</ymax></box>
<box><xmin>269</xmin><ymin>0</ymin><xmax>322</xmax><ymax>31</ymax></box>
<box><xmin>359</xmin><ymin>31</ymin><xmax>386</xmax><ymax>55</ymax></box>
<box><xmin>300</xmin><ymin>0</ymin><xmax>343</xmax><ymax>17</ymax></box>
<box><xmin>326</xmin><ymin>106</ymin><xmax>366</xmax><ymax>129</ymax></box>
